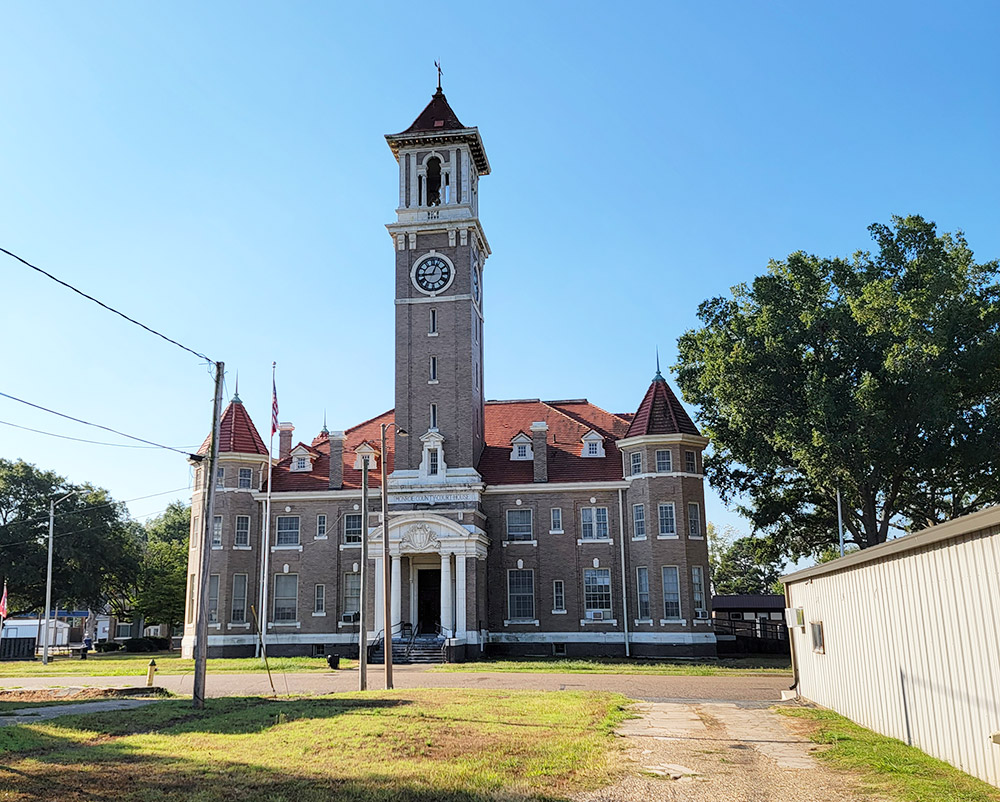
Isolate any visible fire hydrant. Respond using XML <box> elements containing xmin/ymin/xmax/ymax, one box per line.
<box><xmin>146</xmin><ymin>659</ymin><xmax>157</xmax><ymax>687</ymax></box>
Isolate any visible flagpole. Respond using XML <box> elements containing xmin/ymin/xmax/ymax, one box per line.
<box><xmin>259</xmin><ymin>362</ymin><xmax>277</xmax><ymax>660</ymax></box>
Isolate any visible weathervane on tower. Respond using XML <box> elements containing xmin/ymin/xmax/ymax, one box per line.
<box><xmin>435</xmin><ymin>59</ymin><xmax>442</xmax><ymax>91</ymax></box>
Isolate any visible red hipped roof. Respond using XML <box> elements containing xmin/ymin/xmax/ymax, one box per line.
<box><xmin>198</xmin><ymin>398</ymin><xmax>268</xmax><ymax>457</ymax></box>
<box><xmin>623</xmin><ymin>374</ymin><xmax>700</xmax><ymax>438</ymax></box>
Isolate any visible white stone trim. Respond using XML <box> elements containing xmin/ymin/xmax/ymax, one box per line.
<box><xmin>483</xmin><ymin>481</ymin><xmax>628</xmax><ymax>494</ymax></box>
<box><xmin>503</xmin><ymin>619</ymin><xmax>540</xmax><ymax>627</ymax></box>
<box><xmin>502</xmin><ymin>540</ymin><xmax>537</xmax><ymax>547</ymax></box>
<box><xmin>487</xmin><ymin>631</ymin><xmax>715</xmax><ymax>645</ymax></box>
<box><xmin>577</xmin><ymin>538</ymin><xmax>613</xmax><ymax>546</ymax></box>
<box><xmin>624</xmin><ymin>471</ymin><xmax>704</xmax><ymax>482</ymax></box>
<box><xmin>580</xmin><ymin>618</ymin><xmax>618</xmax><ymax>626</ymax></box>
<box><xmin>615</xmin><ymin>433</ymin><xmax>710</xmax><ymax>449</ymax></box>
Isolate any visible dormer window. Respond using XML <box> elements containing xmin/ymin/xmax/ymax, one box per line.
<box><xmin>289</xmin><ymin>445</ymin><xmax>315</xmax><ymax>473</ymax></box>
<box><xmin>418</xmin><ymin>428</ymin><xmax>447</xmax><ymax>480</ymax></box>
<box><xmin>294</xmin><ymin>457</ymin><xmax>307</xmax><ymax>471</ymax></box>
<box><xmin>581</xmin><ymin>430</ymin><xmax>606</xmax><ymax>458</ymax></box>
<box><xmin>353</xmin><ymin>443</ymin><xmax>379</xmax><ymax>472</ymax></box>
<box><xmin>509</xmin><ymin>432</ymin><xmax>533</xmax><ymax>461</ymax></box>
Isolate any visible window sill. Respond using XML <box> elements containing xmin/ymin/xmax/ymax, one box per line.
<box><xmin>656</xmin><ymin>534</ymin><xmax>679</xmax><ymax>540</ymax></box>
<box><xmin>551</xmin><ymin>609</ymin><xmax>567</xmax><ymax>615</ymax></box>
<box><xmin>233</xmin><ymin>545</ymin><xmax>251</xmax><ymax>550</ymax></box>
<box><xmin>689</xmin><ymin>535</ymin><xmax>704</xmax><ymax>540</ymax></box>
<box><xmin>577</xmin><ymin>538</ymin><xmax>613</xmax><ymax>546</ymax></box>
<box><xmin>227</xmin><ymin>623</ymin><xmax>251</xmax><ymax>630</ymax></box>
<box><xmin>634</xmin><ymin>619</ymin><xmax>654</xmax><ymax>626</ymax></box>
<box><xmin>549</xmin><ymin>529</ymin><xmax>564</xmax><ymax>535</ymax></box>
<box><xmin>312</xmin><ymin>611</ymin><xmax>326</xmax><ymax>617</ymax></box>
<box><xmin>208</xmin><ymin>623</ymin><xmax>221</xmax><ymax>630</ymax></box>
<box><xmin>503</xmin><ymin>619</ymin><xmax>540</xmax><ymax>627</ymax></box>
<box><xmin>631</xmin><ymin>536</ymin><xmax>647</xmax><ymax>542</ymax></box>
<box><xmin>428</xmin><ymin>380</ymin><xmax>439</xmax><ymax>385</ymax></box>
<box><xmin>339</xmin><ymin>543</ymin><xmax>362</xmax><ymax>551</ymax></box>
<box><xmin>580</xmin><ymin>618</ymin><xmax>617</xmax><ymax>626</ymax></box>
<box><xmin>211</xmin><ymin>545</ymin><xmax>223</xmax><ymax>550</ymax></box>
<box><xmin>502</xmin><ymin>539</ymin><xmax>537</xmax><ymax>547</ymax></box>
<box><xmin>427</xmin><ymin>332</ymin><xmax>438</xmax><ymax>337</ymax></box>
<box><xmin>693</xmin><ymin>618</ymin><xmax>713</xmax><ymax>626</ymax></box>
<box><xmin>272</xmin><ymin>545</ymin><xmax>303</xmax><ymax>552</ymax></box>
<box><xmin>660</xmin><ymin>618</ymin><xmax>687</xmax><ymax>627</ymax></box>
<box><xmin>269</xmin><ymin>621</ymin><xmax>301</xmax><ymax>628</ymax></box>
<box><xmin>315</xmin><ymin>536</ymin><xmax>328</xmax><ymax>541</ymax></box>
<box><xmin>337</xmin><ymin>621</ymin><xmax>359</xmax><ymax>629</ymax></box>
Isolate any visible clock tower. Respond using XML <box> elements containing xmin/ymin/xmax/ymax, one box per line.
<box><xmin>386</xmin><ymin>86</ymin><xmax>490</xmax><ymax>481</ymax></box>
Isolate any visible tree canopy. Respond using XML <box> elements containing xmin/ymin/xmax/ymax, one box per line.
<box><xmin>131</xmin><ymin>501</ymin><xmax>190</xmax><ymax>631</ymax></box>
<box><xmin>0</xmin><ymin>458</ymin><xmax>142</xmax><ymax>617</ymax></box>
<box><xmin>677</xmin><ymin>216</ymin><xmax>1000</xmax><ymax>558</ymax></box>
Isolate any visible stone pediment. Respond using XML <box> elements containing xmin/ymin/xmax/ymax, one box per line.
<box><xmin>400</xmin><ymin>522</ymin><xmax>440</xmax><ymax>551</ymax></box>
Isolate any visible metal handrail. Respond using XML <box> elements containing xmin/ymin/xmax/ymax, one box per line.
<box><xmin>367</xmin><ymin>629</ymin><xmax>384</xmax><ymax>662</ymax></box>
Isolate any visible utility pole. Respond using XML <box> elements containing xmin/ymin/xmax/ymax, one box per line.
<box><xmin>359</xmin><ymin>455</ymin><xmax>369</xmax><ymax>691</ymax></box>
<box><xmin>193</xmin><ymin>360</ymin><xmax>224</xmax><ymax>710</ymax></box>
<box><xmin>380</xmin><ymin>422</ymin><xmax>407</xmax><ymax>690</ymax></box>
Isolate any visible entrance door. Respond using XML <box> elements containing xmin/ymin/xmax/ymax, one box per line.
<box><xmin>416</xmin><ymin>569</ymin><xmax>441</xmax><ymax>634</ymax></box>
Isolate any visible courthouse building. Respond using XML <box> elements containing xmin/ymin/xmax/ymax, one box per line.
<box><xmin>182</xmin><ymin>87</ymin><xmax>715</xmax><ymax>660</ymax></box>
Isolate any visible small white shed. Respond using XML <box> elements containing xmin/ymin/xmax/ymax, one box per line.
<box><xmin>783</xmin><ymin>506</ymin><xmax>1000</xmax><ymax>787</ymax></box>
<box><xmin>0</xmin><ymin>618</ymin><xmax>71</xmax><ymax>646</ymax></box>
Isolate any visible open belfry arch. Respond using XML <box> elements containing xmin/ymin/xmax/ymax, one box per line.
<box><xmin>182</xmin><ymin>82</ymin><xmax>715</xmax><ymax>661</ymax></box>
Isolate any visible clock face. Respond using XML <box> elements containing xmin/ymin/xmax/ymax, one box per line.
<box><xmin>472</xmin><ymin>266</ymin><xmax>481</xmax><ymax>302</ymax></box>
<box><xmin>413</xmin><ymin>255</ymin><xmax>453</xmax><ymax>294</ymax></box>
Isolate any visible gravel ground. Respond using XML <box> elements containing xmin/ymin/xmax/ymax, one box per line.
<box><xmin>576</xmin><ymin>701</ymin><xmax>885</xmax><ymax>802</ymax></box>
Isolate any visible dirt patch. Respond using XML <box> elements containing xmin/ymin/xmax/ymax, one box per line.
<box><xmin>0</xmin><ymin>687</ymin><xmax>168</xmax><ymax>704</ymax></box>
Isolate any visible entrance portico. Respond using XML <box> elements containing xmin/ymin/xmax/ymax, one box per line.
<box><xmin>372</xmin><ymin>513</ymin><xmax>487</xmax><ymax>648</ymax></box>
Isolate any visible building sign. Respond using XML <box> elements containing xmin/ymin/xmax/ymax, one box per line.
<box><xmin>389</xmin><ymin>492</ymin><xmax>479</xmax><ymax>505</ymax></box>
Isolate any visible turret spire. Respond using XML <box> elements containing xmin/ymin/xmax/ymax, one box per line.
<box><xmin>653</xmin><ymin>348</ymin><xmax>664</xmax><ymax>382</ymax></box>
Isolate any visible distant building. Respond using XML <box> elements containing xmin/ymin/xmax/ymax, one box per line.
<box><xmin>182</xmin><ymin>86</ymin><xmax>714</xmax><ymax>661</ymax></box>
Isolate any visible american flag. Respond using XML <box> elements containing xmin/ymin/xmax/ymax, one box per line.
<box><xmin>0</xmin><ymin>581</ymin><xmax>8</xmax><ymax>621</ymax></box>
<box><xmin>271</xmin><ymin>377</ymin><xmax>279</xmax><ymax>437</ymax></box>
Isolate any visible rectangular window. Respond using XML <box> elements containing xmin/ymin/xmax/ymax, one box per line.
<box><xmin>208</xmin><ymin>574</ymin><xmax>219</xmax><ymax>623</ymax></box>
<box><xmin>294</xmin><ymin>456</ymin><xmax>308</xmax><ymax>471</ymax></box>
<box><xmin>231</xmin><ymin>574</ymin><xmax>248</xmax><ymax>623</ymax></box>
<box><xmin>553</xmin><ymin>580</ymin><xmax>565</xmax><ymax>612</ymax></box>
<box><xmin>636</xmin><ymin>567</ymin><xmax>650</xmax><ymax>620</ymax></box>
<box><xmin>430</xmin><ymin>404</ymin><xmax>438</xmax><ymax>429</ymax></box>
<box><xmin>316</xmin><ymin>514</ymin><xmax>327</xmax><ymax>539</ymax></box>
<box><xmin>191</xmin><ymin>516</ymin><xmax>200</xmax><ymax>549</ymax></box>
<box><xmin>580</xmin><ymin>507</ymin><xmax>609</xmax><ymax>540</ymax></box>
<box><xmin>216</xmin><ymin>467</ymin><xmax>224</xmax><ymax>488</ymax></box>
<box><xmin>429</xmin><ymin>448</ymin><xmax>439</xmax><ymax>475</ymax></box>
<box><xmin>187</xmin><ymin>574</ymin><xmax>195</xmax><ymax>623</ymax></box>
<box><xmin>584</xmin><ymin>568</ymin><xmax>612</xmax><ymax>615</ymax></box>
<box><xmin>115</xmin><ymin>623</ymin><xmax>132</xmax><ymax>639</ymax></box>
<box><xmin>633</xmin><ymin>504</ymin><xmax>645</xmax><ymax>539</ymax></box>
<box><xmin>343</xmin><ymin>573</ymin><xmax>361</xmax><ymax>615</ymax></box>
<box><xmin>516</xmin><ymin>443</ymin><xmax>527</xmax><ymax>459</ymax></box>
<box><xmin>276</xmin><ymin>516</ymin><xmax>300</xmax><ymax>546</ymax></box>
<box><xmin>630</xmin><ymin>452</ymin><xmax>642</xmax><ymax>475</ymax></box>
<box><xmin>692</xmin><ymin>566</ymin><xmax>706</xmax><ymax>617</ymax></box>
<box><xmin>550</xmin><ymin>507</ymin><xmax>563</xmax><ymax>532</ymax></box>
<box><xmin>212</xmin><ymin>516</ymin><xmax>222</xmax><ymax>547</ymax></box>
<box><xmin>658</xmin><ymin>503</ymin><xmax>676</xmax><ymax>537</ymax></box>
<box><xmin>429</xmin><ymin>308</ymin><xmax>437</xmax><ymax>334</ymax></box>
<box><xmin>685</xmin><ymin>450</ymin><xmax>697</xmax><ymax>473</ymax></box>
<box><xmin>429</xmin><ymin>356</ymin><xmax>438</xmax><ymax>381</ymax></box>
<box><xmin>314</xmin><ymin>584</ymin><xmax>326</xmax><ymax>614</ymax></box>
<box><xmin>507</xmin><ymin>569</ymin><xmax>535</xmax><ymax>620</ymax></box>
<box><xmin>234</xmin><ymin>515</ymin><xmax>250</xmax><ymax>547</ymax></box>
<box><xmin>662</xmin><ymin>566</ymin><xmax>681</xmax><ymax>619</ymax></box>
<box><xmin>273</xmin><ymin>574</ymin><xmax>298</xmax><ymax>621</ymax></box>
<box><xmin>811</xmin><ymin>621</ymin><xmax>825</xmax><ymax>653</ymax></box>
<box><xmin>655</xmin><ymin>449</ymin><xmax>672</xmax><ymax>472</ymax></box>
<box><xmin>238</xmin><ymin>468</ymin><xmax>253</xmax><ymax>489</ymax></box>
<box><xmin>688</xmin><ymin>503</ymin><xmax>702</xmax><ymax>538</ymax></box>
<box><xmin>506</xmin><ymin>509</ymin><xmax>533</xmax><ymax>541</ymax></box>
<box><xmin>587</xmin><ymin>441</ymin><xmax>599</xmax><ymax>456</ymax></box>
<box><xmin>344</xmin><ymin>513</ymin><xmax>363</xmax><ymax>544</ymax></box>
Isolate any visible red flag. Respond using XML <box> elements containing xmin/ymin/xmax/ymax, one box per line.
<box><xmin>0</xmin><ymin>581</ymin><xmax>8</xmax><ymax>621</ymax></box>
<box><xmin>271</xmin><ymin>377</ymin><xmax>279</xmax><ymax>437</ymax></box>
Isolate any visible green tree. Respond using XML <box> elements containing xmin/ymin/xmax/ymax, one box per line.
<box><xmin>0</xmin><ymin>458</ymin><xmax>142</xmax><ymax>618</ymax></box>
<box><xmin>131</xmin><ymin>502</ymin><xmax>190</xmax><ymax>631</ymax></box>
<box><xmin>713</xmin><ymin>537</ymin><xmax>784</xmax><ymax>595</ymax></box>
<box><xmin>677</xmin><ymin>216</ymin><xmax>1000</xmax><ymax>558</ymax></box>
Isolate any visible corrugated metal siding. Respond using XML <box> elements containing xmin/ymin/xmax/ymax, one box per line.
<box><xmin>787</xmin><ymin>521</ymin><xmax>1000</xmax><ymax>787</ymax></box>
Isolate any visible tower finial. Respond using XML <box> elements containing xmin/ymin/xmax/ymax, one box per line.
<box><xmin>321</xmin><ymin>410</ymin><xmax>329</xmax><ymax>435</ymax></box>
<box><xmin>435</xmin><ymin>59</ymin><xmax>442</xmax><ymax>91</ymax></box>
<box><xmin>654</xmin><ymin>348</ymin><xmax>664</xmax><ymax>382</ymax></box>
<box><xmin>232</xmin><ymin>371</ymin><xmax>242</xmax><ymax>403</ymax></box>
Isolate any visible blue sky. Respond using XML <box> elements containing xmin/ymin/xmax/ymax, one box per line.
<box><xmin>2</xmin><ymin>2</ymin><xmax>998</xmax><ymax>540</ymax></box>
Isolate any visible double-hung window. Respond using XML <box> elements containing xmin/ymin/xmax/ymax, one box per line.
<box><xmin>507</xmin><ymin>569</ymin><xmax>535</xmax><ymax>620</ymax></box>
<box><xmin>276</xmin><ymin>516</ymin><xmax>300</xmax><ymax>546</ymax></box>
<box><xmin>344</xmin><ymin>513</ymin><xmax>363</xmax><ymax>544</ymax></box>
<box><xmin>688</xmin><ymin>503</ymin><xmax>702</xmax><ymax>538</ymax></box>
<box><xmin>662</xmin><ymin>566</ymin><xmax>681</xmax><ymax>619</ymax></box>
<box><xmin>552</xmin><ymin>580</ymin><xmax>565</xmax><ymax>612</ymax></box>
<box><xmin>215</xmin><ymin>468</ymin><xmax>224</xmax><ymax>489</ymax></box>
<box><xmin>234</xmin><ymin>515</ymin><xmax>250</xmax><ymax>547</ymax></box>
<box><xmin>655</xmin><ymin>449</ymin><xmax>672</xmax><ymax>472</ymax></box>
<box><xmin>273</xmin><ymin>574</ymin><xmax>298</xmax><ymax>621</ymax></box>
<box><xmin>212</xmin><ymin>516</ymin><xmax>223</xmax><ymax>547</ymax></box>
<box><xmin>581</xmin><ymin>507</ymin><xmax>609</xmax><ymax>540</ymax></box>
<box><xmin>208</xmin><ymin>574</ymin><xmax>219</xmax><ymax>623</ymax></box>
<box><xmin>314</xmin><ymin>584</ymin><xmax>326</xmax><ymax>614</ymax></box>
<box><xmin>343</xmin><ymin>573</ymin><xmax>361</xmax><ymax>616</ymax></box>
<box><xmin>506</xmin><ymin>509</ymin><xmax>533</xmax><ymax>541</ymax></box>
<box><xmin>658</xmin><ymin>503</ymin><xmax>676</xmax><ymax>537</ymax></box>
<box><xmin>231</xmin><ymin>574</ymin><xmax>248</xmax><ymax>623</ymax></box>
<box><xmin>692</xmin><ymin>566</ymin><xmax>707</xmax><ymax>617</ymax></box>
<box><xmin>636</xmin><ymin>567</ymin><xmax>650</xmax><ymax>620</ymax></box>
<box><xmin>238</xmin><ymin>468</ymin><xmax>253</xmax><ymax>489</ymax></box>
<box><xmin>550</xmin><ymin>507</ymin><xmax>563</xmax><ymax>532</ymax></box>
<box><xmin>584</xmin><ymin>568</ymin><xmax>612</xmax><ymax>616</ymax></box>
<box><xmin>630</xmin><ymin>452</ymin><xmax>642</xmax><ymax>475</ymax></box>
<box><xmin>316</xmin><ymin>514</ymin><xmax>327</xmax><ymax>539</ymax></box>
<box><xmin>685</xmin><ymin>450</ymin><xmax>697</xmax><ymax>473</ymax></box>
<box><xmin>428</xmin><ymin>449</ymin><xmax>439</xmax><ymax>475</ymax></box>
<box><xmin>632</xmin><ymin>504</ymin><xmax>645</xmax><ymax>539</ymax></box>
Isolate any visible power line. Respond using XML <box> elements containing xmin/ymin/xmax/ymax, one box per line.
<box><xmin>0</xmin><ymin>391</ymin><xmax>202</xmax><ymax>458</ymax></box>
<box><xmin>0</xmin><ymin>245</ymin><xmax>214</xmax><ymax>365</ymax></box>
<box><xmin>0</xmin><ymin>505</ymin><xmax>176</xmax><ymax>548</ymax></box>
<box><xmin>0</xmin><ymin>418</ymin><xmax>198</xmax><ymax>450</ymax></box>
<box><xmin>0</xmin><ymin>486</ymin><xmax>193</xmax><ymax>530</ymax></box>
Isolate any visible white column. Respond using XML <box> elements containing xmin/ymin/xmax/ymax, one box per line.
<box><xmin>460</xmin><ymin>148</ymin><xmax>469</xmax><ymax>205</ymax></box>
<box><xmin>455</xmin><ymin>554</ymin><xmax>467</xmax><ymax>638</ymax></box>
<box><xmin>449</xmin><ymin>148</ymin><xmax>457</xmax><ymax>203</ymax></box>
<box><xmin>408</xmin><ymin>153</ymin><xmax>418</xmax><ymax>208</ymax></box>
<box><xmin>440</xmin><ymin>552</ymin><xmax>454</xmax><ymax>637</ymax></box>
<box><xmin>374</xmin><ymin>556</ymin><xmax>384</xmax><ymax>635</ymax></box>
<box><xmin>390</xmin><ymin>556</ymin><xmax>402</xmax><ymax>638</ymax></box>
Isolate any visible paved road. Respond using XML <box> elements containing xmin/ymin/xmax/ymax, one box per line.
<box><xmin>0</xmin><ymin>665</ymin><xmax>791</xmax><ymax>703</ymax></box>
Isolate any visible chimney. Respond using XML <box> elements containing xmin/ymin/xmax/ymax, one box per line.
<box><xmin>328</xmin><ymin>431</ymin><xmax>345</xmax><ymax>489</ymax></box>
<box><xmin>531</xmin><ymin>421</ymin><xmax>548</xmax><ymax>483</ymax></box>
<box><xmin>278</xmin><ymin>422</ymin><xmax>294</xmax><ymax>459</ymax></box>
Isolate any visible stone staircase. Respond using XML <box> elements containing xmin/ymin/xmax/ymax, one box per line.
<box><xmin>370</xmin><ymin>636</ymin><xmax>446</xmax><ymax>665</ymax></box>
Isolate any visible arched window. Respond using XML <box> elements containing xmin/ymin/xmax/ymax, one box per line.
<box><xmin>426</xmin><ymin>156</ymin><xmax>442</xmax><ymax>206</ymax></box>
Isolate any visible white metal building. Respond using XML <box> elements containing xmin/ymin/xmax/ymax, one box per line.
<box><xmin>783</xmin><ymin>506</ymin><xmax>1000</xmax><ymax>787</ymax></box>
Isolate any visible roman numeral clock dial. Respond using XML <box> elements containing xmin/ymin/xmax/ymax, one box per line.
<box><xmin>412</xmin><ymin>254</ymin><xmax>454</xmax><ymax>295</ymax></box>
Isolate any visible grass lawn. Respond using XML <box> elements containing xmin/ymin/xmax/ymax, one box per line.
<box><xmin>778</xmin><ymin>707</ymin><xmax>1000</xmax><ymax>802</ymax></box>
<box><xmin>0</xmin><ymin>652</ymin><xmax>356</xmax><ymax>678</ymax></box>
<box><xmin>0</xmin><ymin>688</ymin><xmax>629</xmax><ymax>801</ymax></box>
<box><xmin>430</xmin><ymin>655</ymin><xmax>792</xmax><ymax>676</ymax></box>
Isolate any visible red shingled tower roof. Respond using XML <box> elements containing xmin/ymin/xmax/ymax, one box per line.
<box><xmin>399</xmin><ymin>87</ymin><xmax>465</xmax><ymax>134</ymax></box>
<box><xmin>198</xmin><ymin>396</ymin><xmax>268</xmax><ymax>456</ymax></box>
<box><xmin>624</xmin><ymin>371</ymin><xmax>701</xmax><ymax>438</ymax></box>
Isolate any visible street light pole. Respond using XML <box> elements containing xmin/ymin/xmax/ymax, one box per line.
<box><xmin>380</xmin><ymin>422</ymin><xmax>407</xmax><ymax>691</ymax></box>
<box><xmin>43</xmin><ymin>490</ymin><xmax>78</xmax><ymax>665</ymax></box>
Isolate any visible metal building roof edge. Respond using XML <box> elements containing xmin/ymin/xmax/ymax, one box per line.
<box><xmin>781</xmin><ymin>504</ymin><xmax>1000</xmax><ymax>586</ymax></box>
